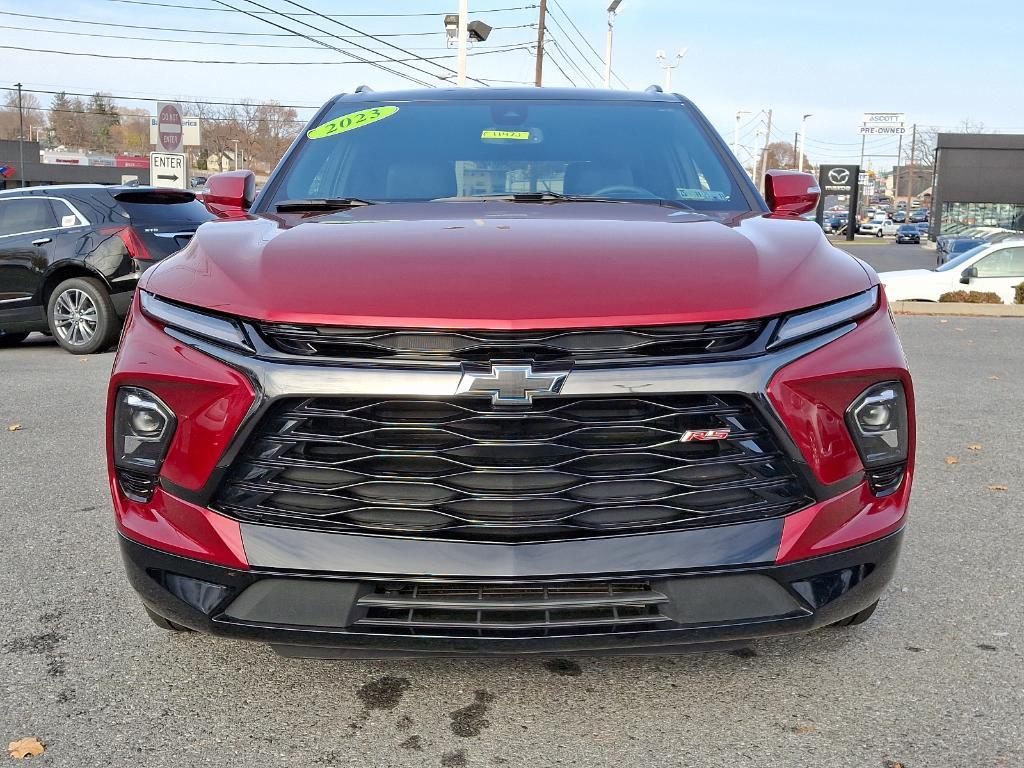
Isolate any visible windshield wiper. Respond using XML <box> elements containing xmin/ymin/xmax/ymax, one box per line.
<box><xmin>430</xmin><ymin>191</ymin><xmax>697</xmax><ymax>211</ymax></box>
<box><xmin>275</xmin><ymin>198</ymin><xmax>377</xmax><ymax>212</ymax></box>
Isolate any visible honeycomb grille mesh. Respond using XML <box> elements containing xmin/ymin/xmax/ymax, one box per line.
<box><xmin>214</xmin><ymin>394</ymin><xmax>812</xmax><ymax>541</ymax></box>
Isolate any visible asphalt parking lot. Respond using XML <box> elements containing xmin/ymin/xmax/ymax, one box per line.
<box><xmin>2</xmin><ymin>243</ymin><xmax>1021</xmax><ymax>767</ymax></box>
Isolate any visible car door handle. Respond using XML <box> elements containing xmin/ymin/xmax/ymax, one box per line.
<box><xmin>31</xmin><ymin>237</ymin><xmax>52</xmax><ymax>246</ymax></box>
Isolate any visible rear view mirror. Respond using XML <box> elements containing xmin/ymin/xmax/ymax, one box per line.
<box><xmin>960</xmin><ymin>266</ymin><xmax>978</xmax><ymax>284</ymax></box>
<box><xmin>202</xmin><ymin>170</ymin><xmax>256</xmax><ymax>218</ymax></box>
<box><xmin>764</xmin><ymin>170</ymin><xmax>820</xmax><ymax>217</ymax></box>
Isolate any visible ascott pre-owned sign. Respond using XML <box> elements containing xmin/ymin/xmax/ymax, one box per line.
<box><xmin>860</xmin><ymin>112</ymin><xmax>906</xmax><ymax>135</ymax></box>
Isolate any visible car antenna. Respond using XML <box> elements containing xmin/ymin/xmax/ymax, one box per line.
<box><xmin>354</xmin><ymin>85</ymin><xmax>374</xmax><ymax>93</ymax></box>
<box><xmin>645</xmin><ymin>84</ymin><xmax>664</xmax><ymax>93</ymax></box>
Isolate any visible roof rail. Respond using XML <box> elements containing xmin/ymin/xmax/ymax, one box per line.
<box><xmin>355</xmin><ymin>85</ymin><xmax>374</xmax><ymax>93</ymax></box>
<box><xmin>645</xmin><ymin>84</ymin><xmax>664</xmax><ymax>93</ymax></box>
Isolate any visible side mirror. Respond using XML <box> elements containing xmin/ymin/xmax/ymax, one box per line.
<box><xmin>960</xmin><ymin>266</ymin><xmax>978</xmax><ymax>284</ymax></box>
<box><xmin>764</xmin><ymin>170</ymin><xmax>820</xmax><ymax>217</ymax></box>
<box><xmin>202</xmin><ymin>170</ymin><xmax>256</xmax><ymax>218</ymax></box>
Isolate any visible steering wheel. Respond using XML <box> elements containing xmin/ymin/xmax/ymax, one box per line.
<box><xmin>589</xmin><ymin>184</ymin><xmax>657</xmax><ymax>199</ymax></box>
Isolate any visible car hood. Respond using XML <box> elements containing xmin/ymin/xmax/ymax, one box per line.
<box><xmin>142</xmin><ymin>202</ymin><xmax>874</xmax><ymax>329</ymax></box>
<box><xmin>879</xmin><ymin>269</ymin><xmax>937</xmax><ymax>281</ymax></box>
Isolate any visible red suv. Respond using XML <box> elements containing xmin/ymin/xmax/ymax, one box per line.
<box><xmin>108</xmin><ymin>88</ymin><xmax>914</xmax><ymax>658</ymax></box>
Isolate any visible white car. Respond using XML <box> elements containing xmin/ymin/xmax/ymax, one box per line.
<box><xmin>859</xmin><ymin>218</ymin><xmax>899</xmax><ymax>237</ymax></box>
<box><xmin>880</xmin><ymin>241</ymin><xmax>1024</xmax><ymax>304</ymax></box>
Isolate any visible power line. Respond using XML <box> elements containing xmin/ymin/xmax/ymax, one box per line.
<box><xmin>548</xmin><ymin>0</ymin><xmax>628</xmax><ymax>88</ymax></box>
<box><xmin>546</xmin><ymin>36</ymin><xmax>595</xmax><ymax>87</ymax></box>
<box><xmin>93</xmin><ymin>0</ymin><xmax>538</xmax><ymax>15</ymax></box>
<box><xmin>0</xmin><ymin>42</ymin><xmax>530</xmax><ymax>66</ymax></box>
<box><xmin>542</xmin><ymin>43</ymin><xmax>578</xmax><ymax>86</ymax></box>
<box><xmin>543</xmin><ymin>13</ymin><xmax>602</xmax><ymax>83</ymax></box>
<box><xmin>276</xmin><ymin>0</ymin><xmax>491</xmax><ymax>86</ymax></box>
<box><xmin>1</xmin><ymin>85</ymin><xmax>320</xmax><ymax>111</ymax></box>
<box><xmin>0</xmin><ymin>10</ymin><xmax>534</xmax><ymax>37</ymax></box>
<box><xmin>207</xmin><ymin>0</ymin><xmax>435</xmax><ymax>87</ymax></box>
<box><xmin>0</xmin><ymin>23</ymin><xmax>534</xmax><ymax>50</ymax></box>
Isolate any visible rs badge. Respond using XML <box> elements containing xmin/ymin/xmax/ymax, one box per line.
<box><xmin>680</xmin><ymin>429</ymin><xmax>731</xmax><ymax>442</ymax></box>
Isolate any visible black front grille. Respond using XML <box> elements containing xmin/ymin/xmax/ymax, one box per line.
<box><xmin>214</xmin><ymin>394</ymin><xmax>812</xmax><ymax>541</ymax></box>
<box><xmin>354</xmin><ymin>580</ymin><xmax>672</xmax><ymax>637</ymax></box>
<box><xmin>256</xmin><ymin>321</ymin><xmax>769</xmax><ymax>364</ymax></box>
<box><xmin>118</xmin><ymin>469</ymin><xmax>158</xmax><ymax>501</ymax></box>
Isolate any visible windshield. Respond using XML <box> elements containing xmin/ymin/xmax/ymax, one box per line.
<box><xmin>935</xmin><ymin>244</ymin><xmax>988</xmax><ymax>271</ymax></box>
<box><xmin>265</xmin><ymin>99</ymin><xmax>752</xmax><ymax>212</ymax></box>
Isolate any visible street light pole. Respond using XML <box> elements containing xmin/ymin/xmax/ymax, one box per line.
<box><xmin>655</xmin><ymin>48</ymin><xmax>687</xmax><ymax>91</ymax></box>
<box><xmin>232</xmin><ymin>139</ymin><xmax>239</xmax><ymax>171</ymax></box>
<box><xmin>798</xmin><ymin>113</ymin><xmax>812</xmax><ymax>172</ymax></box>
<box><xmin>457</xmin><ymin>0</ymin><xmax>469</xmax><ymax>87</ymax></box>
<box><xmin>604</xmin><ymin>0</ymin><xmax>622</xmax><ymax>88</ymax></box>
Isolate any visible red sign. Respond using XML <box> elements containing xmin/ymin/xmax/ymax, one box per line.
<box><xmin>158</xmin><ymin>103</ymin><xmax>183</xmax><ymax>153</ymax></box>
<box><xmin>116</xmin><ymin>155</ymin><xmax>150</xmax><ymax>169</ymax></box>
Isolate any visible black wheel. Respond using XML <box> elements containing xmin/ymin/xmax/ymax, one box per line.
<box><xmin>0</xmin><ymin>331</ymin><xmax>29</xmax><ymax>347</ymax></box>
<box><xmin>875</xmin><ymin>230</ymin><xmax>883</xmax><ymax>238</ymax></box>
<box><xmin>144</xmin><ymin>606</ymin><xmax>193</xmax><ymax>632</ymax></box>
<box><xmin>46</xmin><ymin>277</ymin><xmax>119</xmax><ymax>355</ymax></box>
<box><xmin>829</xmin><ymin>600</ymin><xmax>879</xmax><ymax>628</ymax></box>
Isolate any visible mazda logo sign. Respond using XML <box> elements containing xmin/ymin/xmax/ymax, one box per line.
<box><xmin>828</xmin><ymin>168</ymin><xmax>850</xmax><ymax>185</ymax></box>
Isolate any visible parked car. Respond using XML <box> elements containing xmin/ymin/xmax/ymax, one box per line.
<box><xmin>0</xmin><ymin>185</ymin><xmax>216</xmax><ymax>353</ymax></box>
<box><xmin>895</xmin><ymin>224</ymin><xmax>920</xmax><ymax>244</ymax></box>
<box><xmin>823</xmin><ymin>214</ymin><xmax>848</xmax><ymax>234</ymax></box>
<box><xmin>908</xmin><ymin>210</ymin><xmax>928</xmax><ymax>223</ymax></box>
<box><xmin>190</xmin><ymin>176</ymin><xmax>209</xmax><ymax>189</ymax></box>
<box><xmin>859</xmin><ymin>218</ymin><xmax>899</xmax><ymax>237</ymax></box>
<box><xmin>109</xmin><ymin>87</ymin><xmax>914</xmax><ymax>657</ymax></box>
<box><xmin>891</xmin><ymin>211</ymin><xmax>907</xmax><ymax>224</ymax></box>
<box><xmin>881</xmin><ymin>240</ymin><xmax>1024</xmax><ymax>303</ymax></box>
<box><xmin>936</xmin><ymin>237</ymin><xmax>986</xmax><ymax>266</ymax></box>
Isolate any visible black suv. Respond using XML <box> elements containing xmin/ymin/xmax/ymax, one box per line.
<box><xmin>0</xmin><ymin>185</ymin><xmax>215</xmax><ymax>354</ymax></box>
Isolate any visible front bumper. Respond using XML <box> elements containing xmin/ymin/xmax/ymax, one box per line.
<box><xmin>122</xmin><ymin>527</ymin><xmax>903</xmax><ymax>658</ymax></box>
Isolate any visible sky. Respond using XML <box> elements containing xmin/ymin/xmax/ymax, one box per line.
<box><xmin>2</xmin><ymin>0</ymin><xmax>1022</xmax><ymax>170</ymax></box>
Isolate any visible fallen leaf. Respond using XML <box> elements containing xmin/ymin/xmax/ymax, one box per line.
<box><xmin>968</xmin><ymin>443</ymin><xmax>982</xmax><ymax>451</ymax></box>
<box><xmin>939</xmin><ymin>319</ymin><xmax>949</xmax><ymax>323</ymax></box>
<box><xmin>8</xmin><ymin>737</ymin><xmax>45</xmax><ymax>759</ymax></box>
<box><xmin>955</xmin><ymin>327</ymin><xmax>965</xmax><ymax>332</ymax></box>
<box><xmin>7</xmin><ymin>424</ymin><xmax>21</xmax><ymax>432</ymax></box>
<box><xmin>791</xmin><ymin>725</ymin><xmax>816</xmax><ymax>735</ymax></box>
<box><xmin>989</xmin><ymin>375</ymin><xmax>1001</xmax><ymax>380</ymax></box>
<box><xmin>945</xmin><ymin>456</ymin><xmax>959</xmax><ymax>465</ymax></box>
<box><xmin>885</xmin><ymin>762</ymin><xmax>905</xmax><ymax>768</ymax></box>
<box><xmin>987</xmin><ymin>484</ymin><xmax>1008</xmax><ymax>492</ymax></box>
<box><xmin>79</xmin><ymin>357</ymin><xmax>89</xmax><ymax>364</ymax></box>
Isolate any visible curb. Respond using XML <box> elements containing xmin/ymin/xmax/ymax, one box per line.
<box><xmin>891</xmin><ymin>301</ymin><xmax>1024</xmax><ymax>318</ymax></box>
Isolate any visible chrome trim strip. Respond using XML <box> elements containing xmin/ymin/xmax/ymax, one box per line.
<box><xmin>175</xmin><ymin>323</ymin><xmax>853</xmax><ymax>400</ymax></box>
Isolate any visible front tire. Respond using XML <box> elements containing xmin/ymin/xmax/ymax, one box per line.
<box><xmin>875</xmin><ymin>230</ymin><xmax>884</xmax><ymax>238</ymax></box>
<box><xmin>47</xmin><ymin>277</ymin><xmax>119</xmax><ymax>355</ymax></box>
<box><xmin>0</xmin><ymin>331</ymin><xmax>29</xmax><ymax>347</ymax></box>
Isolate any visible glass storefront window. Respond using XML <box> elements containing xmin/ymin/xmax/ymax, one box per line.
<box><xmin>940</xmin><ymin>201</ymin><xmax>1024</xmax><ymax>235</ymax></box>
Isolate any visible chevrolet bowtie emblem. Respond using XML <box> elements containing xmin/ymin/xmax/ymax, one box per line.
<box><xmin>456</xmin><ymin>364</ymin><xmax>570</xmax><ymax>406</ymax></box>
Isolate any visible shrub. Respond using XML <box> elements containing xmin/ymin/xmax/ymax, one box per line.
<box><xmin>938</xmin><ymin>291</ymin><xmax>1003</xmax><ymax>304</ymax></box>
<box><xmin>1015</xmin><ymin>282</ymin><xmax>1024</xmax><ymax>304</ymax></box>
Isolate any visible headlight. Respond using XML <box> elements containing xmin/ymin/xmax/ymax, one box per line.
<box><xmin>769</xmin><ymin>287</ymin><xmax>879</xmax><ymax>349</ymax></box>
<box><xmin>845</xmin><ymin>381</ymin><xmax>909</xmax><ymax>496</ymax></box>
<box><xmin>114</xmin><ymin>387</ymin><xmax>177</xmax><ymax>500</ymax></box>
<box><xmin>140</xmin><ymin>291</ymin><xmax>252</xmax><ymax>352</ymax></box>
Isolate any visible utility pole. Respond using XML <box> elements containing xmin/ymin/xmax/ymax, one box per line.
<box><xmin>534</xmin><ymin>0</ymin><xmax>546</xmax><ymax>87</ymax></box>
<box><xmin>457</xmin><ymin>0</ymin><xmax>469</xmax><ymax>87</ymax></box>
<box><xmin>893</xmin><ymin>130</ymin><xmax>903</xmax><ymax>210</ymax></box>
<box><xmin>798</xmin><ymin>113</ymin><xmax>812</xmax><ymax>172</ymax></box>
<box><xmin>16</xmin><ymin>82</ymin><xmax>25</xmax><ymax>188</ymax></box>
<box><xmin>905</xmin><ymin>123</ymin><xmax>917</xmax><ymax>215</ymax></box>
<box><xmin>604</xmin><ymin>0</ymin><xmax>622</xmax><ymax>88</ymax></box>
<box><xmin>758</xmin><ymin>109</ymin><xmax>773</xmax><ymax>192</ymax></box>
<box><xmin>793</xmin><ymin>132</ymin><xmax>799</xmax><ymax>168</ymax></box>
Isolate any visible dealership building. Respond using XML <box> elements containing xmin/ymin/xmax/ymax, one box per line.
<box><xmin>931</xmin><ymin>133</ymin><xmax>1024</xmax><ymax>236</ymax></box>
<box><xmin>0</xmin><ymin>139</ymin><xmax>151</xmax><ymax>189</ymax></box>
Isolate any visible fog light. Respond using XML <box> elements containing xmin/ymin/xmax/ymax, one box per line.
<box><xmin>114</xmin><ymin>387</ymin><xmax>177</xmax><ymax>480</ymax></box>
<box><xmin>846</xmin><ymin>382</ymin><xmax>908</xmax><ymax>468</ymax></box>
<box><xmin>130</xmin><ymin>406</ymin><xmax>165</xmax><ymax>436</ymax></box>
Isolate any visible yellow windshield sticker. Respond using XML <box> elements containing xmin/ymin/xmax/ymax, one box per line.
<box><xmin>307</xmin><ymin>106</ymin><xmax>399</xmax><ymax>139</ymax></box>
<box><xmin>481</xmin><ymin>129</ymin><xmax>531</xmax><ymax>141</ymax></box>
